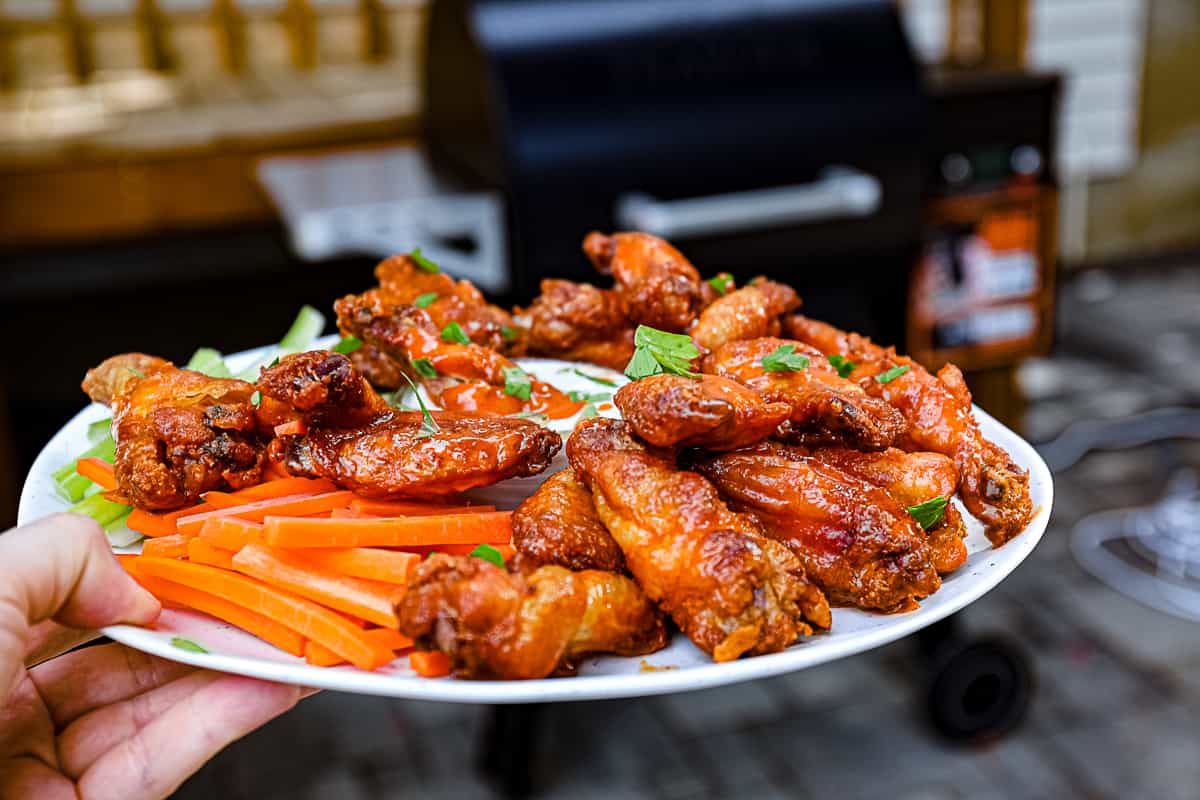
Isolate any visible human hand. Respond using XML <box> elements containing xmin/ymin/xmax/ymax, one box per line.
<box><xmin>0</xmin><ymin>514</ymin><xmax>306</xmax><ymax>800</ymax></box>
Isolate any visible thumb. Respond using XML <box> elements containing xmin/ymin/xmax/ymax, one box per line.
<box><xmin>0</xmin><ymin>513</ymin><xmax>161</xmax><ymax>698</ymax></box>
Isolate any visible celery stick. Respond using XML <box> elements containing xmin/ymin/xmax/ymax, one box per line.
<box><xmin>68</xmin><ymin>492</ymin><xmax>131</xmax><ymax>528</ymax></box>
<box><xmin>277</xmin><ymin>305</ymin><xmax>326</xmax><ymax>355</ymax></box>
<box><xmin>185</xmin><ymin>347</ymin><xmax>233</xmax><ymax>378</ymax></box>
<box><xmin>87</xmin><ymin>417</ymin><xmax>112</xmax><ymax>443</ymax></box>
<box><xmin>52</xmin><ymin>435</ymin><xmax>116</xmax><ymax>489</ymax></box>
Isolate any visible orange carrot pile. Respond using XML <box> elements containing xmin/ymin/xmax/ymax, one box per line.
<box><xmin>118</xmin><ymin>475</ymin><xmax>510</xmax><ymax>676</ymax></box>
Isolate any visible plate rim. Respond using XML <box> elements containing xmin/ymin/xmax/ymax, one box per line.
<box><xmin>19</xmin><ymin>345</ymin><xmax>1053</xmax><ymax>704</ymax></box>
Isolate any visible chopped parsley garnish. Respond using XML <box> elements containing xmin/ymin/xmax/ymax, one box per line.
<box><xmin>707</xmin><ymin>273</ymin><xmax>734</xmax><ymax>295</ymax></box>
<box><xmin>170</xmin><ymin>637</ymin><xmax>208</xmax><ymax>654</ymax></box>
<box><xmin>562</xmin><ymin>367</ymin><xmax>618</xmax><ymax>387</ymax></box>
<box><xmin>410</xmin><ymin>358</ymin><xmax>438</xmax><ymax>378</ymax></box>
<box><xmin>760</xmin><ymin>344</ymin><xmax>810</xmax><ymax>372</ymax></box>
<box><xmin>875</xmin><ymin>364</ymin><xmax>911</xmax><ymax>384</ymax></box>
<box><xmin>414</xmin><ymin>292</ymin><xmax>438</xmax><ymax>309</ymax></box>
<box><xmin>268</xmin><ymin>356</ymin><xmax>280</xmax><ymax>368</ymax></box>
<box><xmin>624</xmin><ymin>325</ymin><xmax>700</xmax><ymax>380</ymax></box>
<box><xmin>401</xmin><ymin>374</ymin><xmax>440</xmax><ymax>439</ymax></box>
<box><xmin>907</xmin><ymin>495</ymin><xmax>949</xmax><ymax>530</ymax></box>
<box><xmin>440</xmin><ymin>322</ymin><xmax>470</xmax><ymax>344</ymax></box>
<box><xmin>125</xmin><ymin>368</ymin><xmax>146</xmax><ymax>379</ymax></box>
<box><xmin>411</xmin><ymin>248</ymin><xmax>439</xmax><ymax>273</ymax></box>
<box><xmin>502</xmin><ymin>366</ymin><xmax>533</xmax><ymax>401</ymax></box>
<box><xmin>250</xmin><ymin>391</ymin><xmax>262</xmax><ymax>407</ymax></box>
<box><xmin>332</xmin><ymin>336</ymin><xmax>363</xmax><ymax>354</ymax></box>
<box><xmin>568</xmin><ymin>390</ymin><xmax>609</xmax><ymax>403</ymax></box>
<box><xmin>580</xmin><ymin>403</ymin><xmax>599</xmax><ymax>419</ymax></box>
<box><xmin>827</xmin><ymin>354</ymin><xmax>856</xmax><ymax>379</ymax></box>
<box><xmin>470</xmin><ymin>543</ymin><xmax>506</xmax><ymax>570</ymax></box>
<box><xmin>501</xmin><ymin>325</ymin><xmax>519</xmax><ymax>342</ymax></box>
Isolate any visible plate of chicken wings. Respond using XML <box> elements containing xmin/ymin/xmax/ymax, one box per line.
<box><xmin>19</xmin><ymin>231</ymin><xmax>1051</xmax><ymax>703</ymax></box>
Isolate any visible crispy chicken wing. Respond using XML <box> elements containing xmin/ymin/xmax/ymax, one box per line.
<box><xmin>568</xmin><ymin>418</ymin><xmax>830</xmax><ymax>660</ymax></box>
<box><xmin>83</xmin><ymin>355</ymin><xmax>266</xmax><ymax>510</ymax></box>
<box><xmin>785</xmin><ymin>315</ymin><xmax>1032</xmax><ymax>545</ymax></box>
<box><xmin>745</xmin><ymin>442</ymin><xmax>967</xmax><ymax>575</ymax></box>
<box><xmin>697</xmin><ymin>450</ymin><xmax>941</xmax><ymax>612</ymax></box>
<box><xmin>257</xmin><ymin>352</ymin><xmax>561</xmax><ymax>498</ymax></box>
<box><xmin>703</xmin><ymin>338</ymin><xmax>906</xmax><ymax>451</ymax></box>
<box><xmin>690</xmin><ymin>280</ymin><xmax>801</xmax><ymax>352</ymax></box>
<box><xmin>514</xmin><ymin>279</ymin><xmax>636</xmax><ymax>371</ymax></box>
<box><xmin>583</xmin><ymin>232</ymin><xmax>708</xmax><ymax>332</ymax></box>
<box><xmin>396</xmin><ymin>554</ymin><xmax>666</xmax><ymax>679</ymax></box>
<box><xmin>613</xmin><ymin>373</ymin><xmax>790</xmax><ymax>451</ymax></box>
<box><xmin>511</xmin><ymin>468</ymin><xmax>626</xmax><ymax>573</ymax></box>
<box><xmin>336</xmin><ymin>296</ymin><xmax>579</xmax><ymax>418</ymax></box>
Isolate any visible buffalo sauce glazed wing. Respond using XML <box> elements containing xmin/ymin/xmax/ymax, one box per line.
<box><xmin>512</xmin><ymin>278</ymin><xmax>636</xmax><ymax>371</ymax></box>
<box><xmin>82</xmin><ymin>354</ymin><xmax>267</xmax><ymax>510</ymax></box>
<box><xmin>397</xmin><ymin>554</ymin><xmax>666</xmax><ymax>680</ymax></box>
<box><xmin>510</xmin><ymin>468</ymin><xmax>627</xmax><ymax>574</ymax></box>
<box><xmin>257</xmin><ymin>352</ymin><xmax>560</xmax><ymax>498</ymax></box>
<box><xmin>568</xmin><ymin>418</ymin><xmax>830</xmax><ymax>661</ymax></box>
<box><xmin>689</xmin><ymin>279</ymin><xmax>801</xmax><ymax>352</ymax></box>
<box><xmin>583</xmin><ymin>232</ymin><xmax>712</xmax><ymax>332</ymax></box>
<box><xmin>785</xmin><ymin>314</ymin><xmax>1033</xmax><ymax>545</ymax></box>
<box><xmin>696</xmin><ymin>449</ymin><xmax>941</xmax><ymax>612</ymax></box>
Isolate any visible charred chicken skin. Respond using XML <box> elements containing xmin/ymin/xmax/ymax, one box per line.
<box><xmin>83</xmin><ymin>354</ymin><xmax>266</xmax><ymax>510</ymax></box>
<box><xmin>613</xmin><ymin>373</ymin><xmax>790</xmax><ymax>452</ymax></box>
<box><xmin>396</xmin><ymin>554</ymin><xmax>666</xmax><ymax>679</ymax></box>
<box><xmin>697</xmin><ymin>450</ymin><xmax>941</xmax><ymax>612</ymax></box>
<box><xmin>511</xmin><ymin>468</ymin><xmax>627</xmax><ymax>574</ymax></box>
<box><xmin>702</xmin><ymin>338</ymin><xmax>906</xmax><ymax>451</ymax></box>
<box><xmin>690</xmin><ymin>280</ymin><xmax>801</xmax><ymax>352</ymax></box>
<box><xmin>568</xmin><ymin>418</ymin><xmax>830</xmax><ymax>661</ymax></box>
<box><xmin>258</xmin><ymin>352</ymin><xmax>561</xmax><ymax>498</ymax></box>
<box><xmin>514</xmin><ymin>278</ymin><xmax>636</xmax><ymax>371</ymax></box>
<box><xmin>583</xmin><ymin>232</ymin><xmax>710</xmax><ymax>332</ymax></box>
<box><xmin>785</xmin><ymin>314</ymin><xmax>1032</xmax><ymax>545</ymax></box>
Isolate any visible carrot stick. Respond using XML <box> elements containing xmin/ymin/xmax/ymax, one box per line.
<box><xmin>141</xmin><ymin>533</ymin><xmax>192</xmax><ymax>559</ymax></box>
<box><xmin>222</xmin><ymin>476</ymin><xmax>335</xmax><ymax>503</ymax></box>
<box><xmin>198</xmin><ymin>516</ymin><xmax>263</xmax><ymax>550</ymax></box>
<box><xmin>273</xmin><ymin>420</ymin><xmax>308</xmax><ymax>437</ymax></box>
<box><xmin>195</xmin><ymin>491</ymin><xmax>242</xmax><ymax>509</ymax></box>
<box><xmin>410</xmin><ymin>651</ymin><xmax>451</xmax><ymax>677</ymax></box>
<box><xmin>176</xmin><ymin>491</ymin><xmax>354</xmax><ymax>536</ymax></box>
<box><xmin>186</xmin><ymin>538</ymin><xmax>236</xmax><ymax>570</ymax></box>
<box><xmin>130</xmin><ymin>570</ymin><xmax>306</xmax><ymax>658</ymax></box>
<box><xmin>127</xmin><ymin>504</ymin><xmax>210</xmax><ymax>537</ymax></box>
<box><xmin>263</xmin><ymin>512</ymin><xmax>512</xmax><ymax>549</ymax></box>
<box><xmin>76</xmin><ymin>458</ymin><xmax>117</xmax><ymax>491</ymax></box>
<box><xmin>304</xmin><ymin>629</ymin><xmax>413</xmax><ymax>667</ymax></box>
<box><xmin>134</xmin><ymin>557</ymin><xmax>390</xmax><ymax>670</ymax></box>
<box><xmin>296</xmin><ymin>547</ymin><xmax>418</xmax><ymax>584</ymax></box>
<box><xmin>348</xmin><ymin>498</ymin><xmax>494</xmax><ymax>517</ymax></box>
<box><xmin>231</xmin><ymin>543</ymin><xmax>404</xmax><ymax>628</ymax></box>
<box><xmin>329</xmin><ymin>508</ymin><xmax>374</xmax><ymax>519</ymax></box>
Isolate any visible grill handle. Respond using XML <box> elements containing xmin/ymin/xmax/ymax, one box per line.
<box><xmin>615</xmin><ymin>167</ymin><xmax>881</xmax><ymax>239</ymax></box>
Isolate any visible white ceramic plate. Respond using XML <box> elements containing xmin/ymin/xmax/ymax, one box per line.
<box><xmin>19</xmin><ymin>340</ymin><xmax>1052</xmax><ymax>704</ymax></box>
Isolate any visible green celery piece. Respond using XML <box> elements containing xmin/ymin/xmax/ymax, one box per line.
<box><xmin>69</xmin><ymin>491</ymin><xmax>132</xmax><ymax>528</ymax></box>
<box><xmin>87</xmin><ymin>417</ymin><xmax>113</xmax><ymax>443</ymax></box>
<box><xmin>53</xmin><ymin>436</ymin><xmax>114</xmax><ymax>482</ymax></box>
<box><xmin>277</xmin><ymin>305</ymin><xmax>327</xmax><ymax>355</ymax></box>
<box><xmin>185</xmin><ymin>347</ymin><xmax>233</xmax><ymax>378</ymax></box>
<box><xmin>56</xmin><ymin>473</ymin><xmax>92</xmax><ymax>503</ymax></box>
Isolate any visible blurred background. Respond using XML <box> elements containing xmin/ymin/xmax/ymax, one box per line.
<box><xmin>2</xmin><ymin>0</ymin><xmax>1199</xmax><ymax>797</ymax></box>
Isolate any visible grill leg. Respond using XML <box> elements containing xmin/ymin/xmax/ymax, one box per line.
<box><xmin>478</xmin><ymin>703</ymin><xmax>543</xmax><ymax>799</ymax></box>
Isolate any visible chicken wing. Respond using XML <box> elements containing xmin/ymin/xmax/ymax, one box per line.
<box><xmin>83</xmin><ymin>355</ymin><xmax>266</xmax><ymax>510</ymax></box>
<box><xmin>697</xmin><ymin>450</ymin><xmax>940</xmax><ymax>612</ymax></box>
<box><xmin>785</xmin><ymin>315</ymin><xmax>1032</xmax><ymax>545</ymax></box>
<box><xmin>690</xmin><ymin>280</ymin><xmax>801</xmax><ymax>352</ymax></box>
<box><xmin>511</xmin><ymin>468</ymin><xmax>626</xmax><ymax>573</ymax></box>
<box><xmin>257</xmin><ymin>352</ymin><xmax>562</xmax><ymax>498</ymax></box>
<box><xmin>583</xmin><ymin>232</ymin><xmax>709</xmax><ymax>332</ymax></box>
<box><xmin>743</xmin><ymin>442</ymin><xmax>967</xmax><ymax>575</ymax></box>
<box><xmin>396</xmin><ymin>554</ymin><xmax>666</xmax><ymax>679</ymax></box>
<box><xmin>336</xmin><ymin>296</ymin><xmax>580</xmax><ymax>419</ymax></box>
<box><xmin>613</xmin><ymin>373</ymin><xmax>790</xmax><ymax>451</ymax></box>
<box><xmin>702</xmin><ymin>338</ymin><xmax>906</xmax><ymax>451</ymax></box>
<box><xmin>513</xmin><ymin>279</ymin><xmax>636</xmax><ymax>371</ymax></box>
<box><xmin>568</xmin><ymin>418</ymin><xmax>830</xmax><ymax>660</ymax></box>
